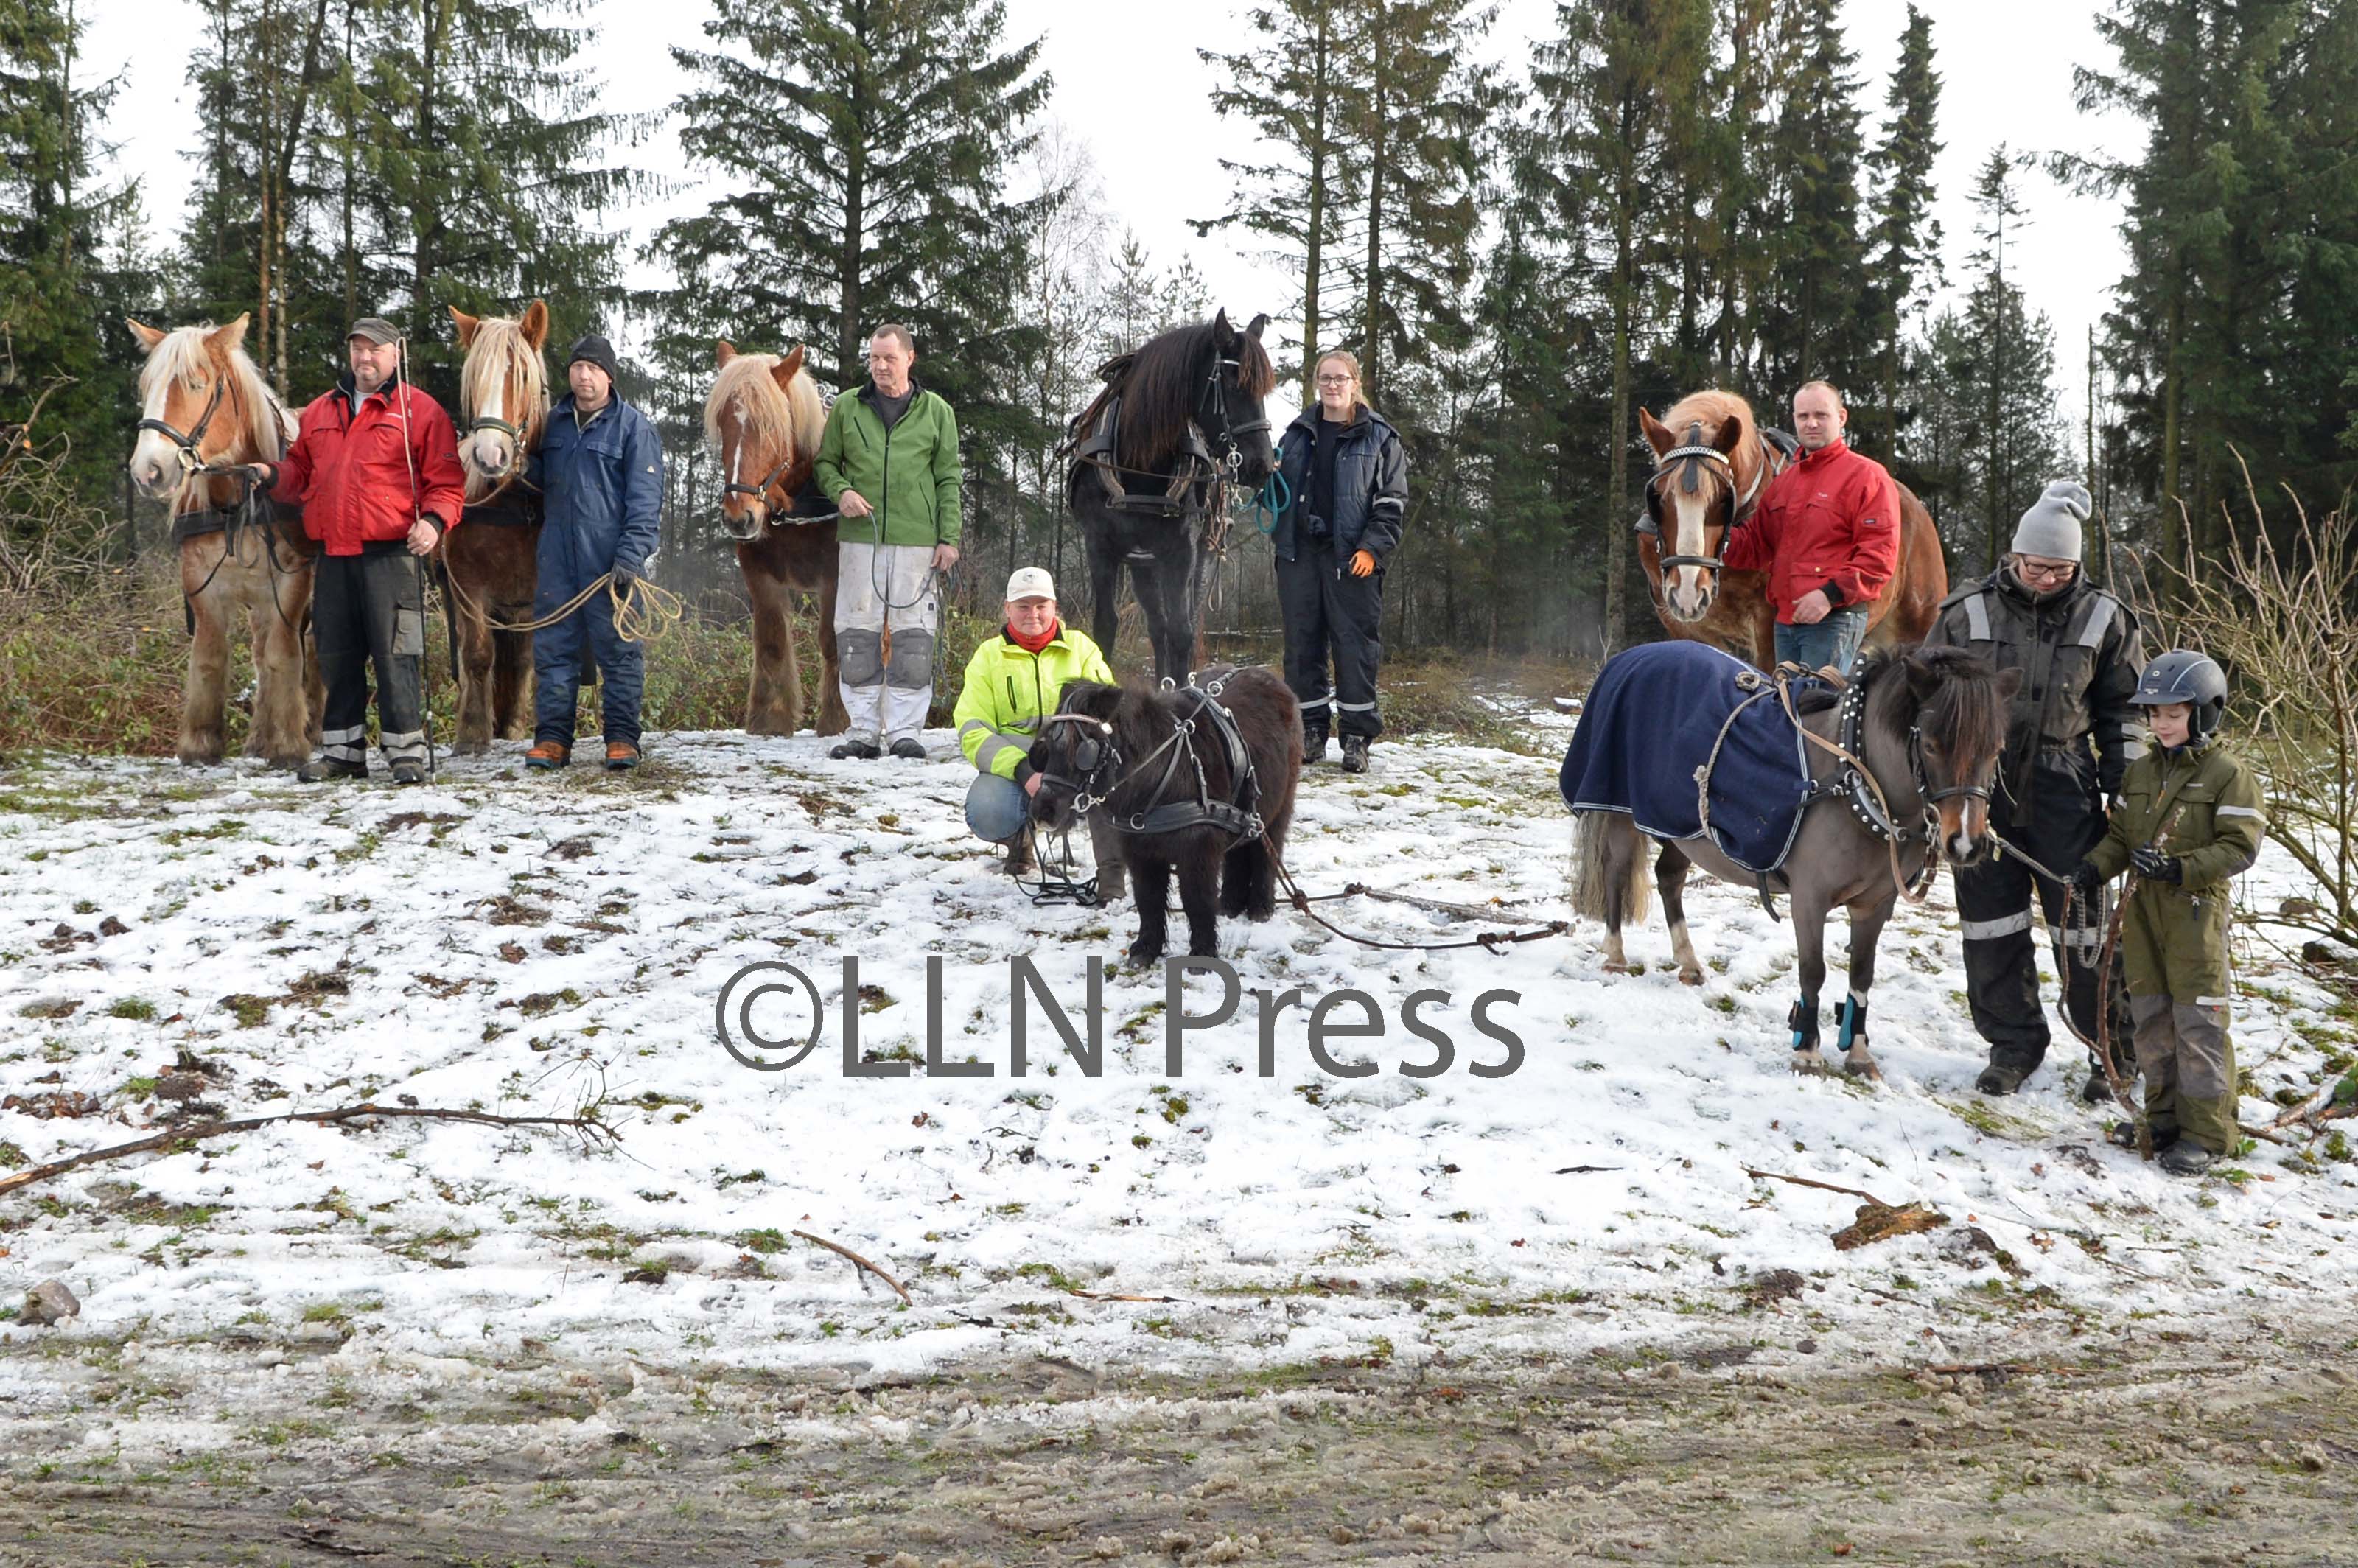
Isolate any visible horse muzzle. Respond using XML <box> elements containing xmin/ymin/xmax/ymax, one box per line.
<box><xmin>718</xmin><ymin>503</ymin><xmax>766</xmax><ymax>542</ymax></box>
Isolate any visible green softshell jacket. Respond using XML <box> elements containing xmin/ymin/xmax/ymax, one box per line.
<box><xmin>953</xmin><ymin>626</ymin><xmax>1114</xmax><ymax>785</ymax></box>
<box><xmin>814</xmin><ymin>381</ymin><xmax>963</xmax><ymax>549</ymax></box>
<box><xmin>2085</xmin><ymin>738</ymin><xmax>2266</xmax><ymax>999</ymax></box>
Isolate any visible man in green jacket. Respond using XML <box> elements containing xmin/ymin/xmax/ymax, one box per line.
<box><xmin>815</xmin><ymin>323</ymin><xmax>963</xmax><ymax>760</ymax></box>
<box><xmin>953</xmin><ymin>567</ymin><xmax>1122</xmax><ymax>898</ymax></box>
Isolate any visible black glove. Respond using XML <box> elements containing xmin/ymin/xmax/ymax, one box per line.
<box><xmin>2070</xmin><ymin>859</ymin><xmax>2103</xmax><ymax>896</ymax></box>
<box><xmin>2131</xmin><ymin>846</ymin><xmax>2182</xmax><ymax>883</ymax></box>
<box><xmin>611</xmin><ymin>563</ymin><xmax>637</xmax><ymax>595</ymax></box>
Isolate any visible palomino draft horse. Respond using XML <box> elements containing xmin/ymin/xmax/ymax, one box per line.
<box><xmin>445</xmin><ymin>301</ymin><xmax>550</xmax><ymax>750</ymax></box>
<box><xmin>1636</xmin><ymin>390</ymin><xmax>1946</xmax><ymax>668</ymax></box>
<box><xmin>1571</xmin><ymin>644</ymin><xmax>2016</xmax><ymax>1079</ymax></box>
<box><xmin>707</xmin><ymin>342</ymin><xmax>847</xmax><ymax>735</ymax></box>
<box><xmin>126</xmin><ymin>315</ymin><xmax>321</xmax><ymax>767</ymax></box>
<box><xmin>1066</xmin><ymin>310</ymin><xmax>1277</xmax><ymax>683</ymax></box>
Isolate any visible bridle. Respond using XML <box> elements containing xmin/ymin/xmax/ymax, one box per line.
<box><xmin>1035</xmin><ymin>710</ymin><xmax>1124</xmax><ymax>816</ymax></box>
<box><xmin>1199</xmin><ymin>351</ymin><xmax>1270</xmax><ymax>478</ymax></box>
<box><xmin>137</xmin><ymin>373</ymin><xmax>231</xmax><ymax>477</ymax></box>
<box><xmin>466</xmin><ymin>413</ymin><xmax>529</xmax><ymax>485</ymax></box>
<box><xmin>1642</xmin><ymin>421</ymin><xmax>1774</xmax><ymax>575</ymax></box>
<box><xmin>719</xmin><ymin>402</ymin><xmax>803</xmax><ymax>517</ymax></box>
<box><xmin>1035</xmin><ymin>676</ymin><xmax>1264</xmax><ymax>840</ymax></box>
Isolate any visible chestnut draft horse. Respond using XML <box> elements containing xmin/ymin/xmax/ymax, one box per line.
<box><xmin>706</xmin><ymin>342</ymin><xmax>847</xmax><ymax>735</ymax></box>
<box><xmin>445</xmin><ymin>301</ymin><xmax>550</xmax><ymax>751</ymax></box>
<box><xmin>1636</xmin><ymin>390</ymin><xmax>1945</xmax><ymax>669</ymax></box>
<box><xmin>126</xmin><ymin>315</ymin><xmax>321</xmax><ymax>767</ymax></box>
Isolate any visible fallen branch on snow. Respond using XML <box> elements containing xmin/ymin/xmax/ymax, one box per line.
<box><xmin>0</xmin><ymin>1102</ymin><xmax>621</xmax><ymax>1198</ymax></box>
<box><xmin>1068</xmin><ymin>1289</ymin><xmax>1183</xmax><ymax>1303</ymax></box>
<box><xmin>1743</xmin><ymin>1168</ymin><xmax>1892</xmax><ymax>1208</ymax></box>
<box><xmin>791</xmin><ymin>1228</ymin><xmax>912</xmax><ymax>1304</ymax></box>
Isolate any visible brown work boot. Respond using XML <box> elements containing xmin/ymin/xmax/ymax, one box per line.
<box><xmin>605</xmin><ymin>742</ymin><xmax>641</xmax><ymax>771</ymax></box>
<box><xmin>996</xmin><ymin>836</ymin><xmax>1035</xmax><ymax>877</ymax></box>
<box><xmin>525</xmin><ymin>741</ymin><xmax>570</xmax><ymax>771</ymax></box>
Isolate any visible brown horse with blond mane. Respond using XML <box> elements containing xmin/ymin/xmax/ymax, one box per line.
<box><xmin>707</xmin><ymin>342</ymin><xmax>847</xmax><ymax>735</ymax></box>
<box><xmin>125</xmin><ymin>314</ymin><xmax>322</xmax><ymax>767</ymax></box>
<box><xmin>1636</xmin><ymin>389</ymin><xmax>1945</xmax><ymax>668</ymax></box>
<box><xmin>444</xmin><ymin>301</ymin><xmax>551</xmax><ymax>750</ymax></box>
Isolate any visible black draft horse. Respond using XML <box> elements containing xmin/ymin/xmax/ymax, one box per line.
<box><xmin>1066</xmin><ymin>311</ymin><xmax>1278</xmax><ymax>684</ymax></box>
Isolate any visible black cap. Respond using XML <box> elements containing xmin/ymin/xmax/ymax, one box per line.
<box><xmin>567</xmin><ymin>334</ymin><xmax>620</xmax><ymax>388</ymax></box>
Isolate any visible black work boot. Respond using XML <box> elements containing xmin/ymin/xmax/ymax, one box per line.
<box><xmin>391</xmin><ymin>760</ymin><xmax>427</xmax><ymax>785</ymax></box>
<box><xmin>1340</xmin><ymin>735</ymin><xmax>1370</xmax><ymax>774</ymax></box>
<box><xmin>295</xmin><ymin>756</ymin><xmax>366</xmax><ymax>783</ymax></box>
<box><xmin>2158</xmin><ymin>1141</ymin><xmax>2217</xmax><ymax>1177</ymax></box>
<box><xmin>1976</xmin><ymin>1057</ymin><xmax>2032</xmax><ymax>1096</ymax></box>
<box><xmin>829</xmin><ymin>738</ymin><xmax>881</xmax><ymax>760</ymax></box>
<box><xmin>1304</xmin><ymin>729</ymin><xmax>1330</xmax><ymax>765</ymax></box>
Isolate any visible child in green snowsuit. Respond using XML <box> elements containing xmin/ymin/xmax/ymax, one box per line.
<box><xmin>2074</xmin><ymin>651</ymin><xmax>2265</xmax><ymax>1177</ymax></box>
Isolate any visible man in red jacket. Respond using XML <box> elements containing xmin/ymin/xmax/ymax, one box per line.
<box><xmin>254</xmin><ymin>318</ymin><xmax>465</xmax><ymax>784</ymax></box>
<box><xmin>1721</xmin><ymin>379</ymin><xmax>1900</xmax><ymax>674</ymax></box>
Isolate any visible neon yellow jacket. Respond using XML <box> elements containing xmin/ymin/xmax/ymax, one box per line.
<box><xmin>954</xmin><ymin>625</ymin><xmax>1113</xmax><ymax>783</ymax></box>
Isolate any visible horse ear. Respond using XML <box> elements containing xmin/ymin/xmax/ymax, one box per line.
<box><xmin>209</xmin><ymin>313</ymin><xmax>251</xmax><ymax>351</ymax></box>
<box><xmin>1637</xmin><ymin>407</ymin><xmax>1673</xmax><ymax>455</ymax></box>
<box><xmin>1211</xmin><ymin>308</ymin><xmax>1236</xmax><ymax>349</ymax></box>
<box><xmin>1245</xmin><ymin>312</ymin><xmax>1270</xmax><ymax>340</ymax></box>
<box><xmin>772</xmin><ymin>345</ymin><xmax>805</xmax><ymax>385</ymax></box>
<box><xmin>127</xmin><ymin>319</ymin><xmax>167</xmax><ymax>354</ymax></box>
<box><xmin>716</xmin><ymin>340</ymin><xmax>737</xmax><ymax>368</ymax></box>
<box><xmin>1904</xmin><ymin>653</ymin><xmax>1942</xmax><ymax>703</ymax></box>
<box><xmin>519</xmin><ymin>299</ymin><xmax>549</xmax><ymax>350</ymax></box>
<box><xmin>449</xmin><ymin>307</ymin><xmax>480</xmax><ymax>349</ymax></box>
<box><xmin>1713</xmin><ymin>412</ymin><xmax>1744</xmax><ymax>455</ymax></box>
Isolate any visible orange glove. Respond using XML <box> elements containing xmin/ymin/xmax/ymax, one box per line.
<box><xmin>1349</xmin><ymin>549</ymin><xmax>1376</xmax><ymax>578</ymax></box>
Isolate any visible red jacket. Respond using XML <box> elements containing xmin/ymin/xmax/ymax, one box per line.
<box><xmin>271</xmin><ymin>376</ymin><xmax>466</xmax><ymax>556</ymax></box>
<box><xmin>1721</xmin><ymin>438</ymin><xmax>1902</xmax><ymax>623</ymax></box>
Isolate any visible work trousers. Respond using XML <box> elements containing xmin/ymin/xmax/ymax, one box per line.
<box><xmin>1952</xmin><ymin>795</ymin><xmax>2130</xmax><ymax>1073</ymax></box>
<box><xmin>312</xmin><ymin>549</ymin><xmax>425</xmax><ymax>771</ymax></box>
<box><xmin>836</xmin><ymin>542</ymin><xmax>939</xmax><ymax>746</ymax></box>
<box><xmin>533</xmin><ymin>593</ymin><xmax>644</xmax><ymax>749</ymax></box>
<box><xmin>2129</xmin><ymin>994</ymin><xmax>2239</xmax><ymax>1155</ymax></box>
<box><xmin>1277</xmin><ymin>543</ymin><xmax>1384</xmax><ymax>742</ymax></box>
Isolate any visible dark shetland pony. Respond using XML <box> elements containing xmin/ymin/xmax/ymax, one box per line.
<box><xmin>1028</xmin><ymin>665</ymin><xmax>1303</xmax><ymax>963</ymax></box>
<box><xmin>1066</xmin><ymin>311</ymin><xmax>1277</xmax><ymax>683</ymax></box>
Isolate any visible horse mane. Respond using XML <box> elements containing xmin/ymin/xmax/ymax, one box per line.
<box><xmin>459</xmin><ymin>314</ymin><xmax>549</xmax><ymax>448</ymax></box>
<box><xmin>138</xmin><ymin>324</ymin><xmax>287</xmax><ymax>463</ymax></box>
<box><xmin>1088</xmin><ymin>319</ymin><xmax>1276</xmax><ymax>472</ymax></box>
<box><xmin>1857</xmin><ymin>645</ymin><xmax>2007</xmax><ymax>763</ymax></box>
<box><xmin>703</xmin><ymin>351</ymin><xmax>825</xmax><ymax>464</ymax></box>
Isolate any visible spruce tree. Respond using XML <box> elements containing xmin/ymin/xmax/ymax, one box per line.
<box><xmin>1757</xmin><ymin>1</ymin><xmax>1870</xmax><ymax>398</ymax></box>
<box><xmin>1864</xmin><ymin>3</ymin><xmax>1942</xmax><ymax>460</ymax></box>
<box><xmin>1196</xmin><ymin>0</ymin><xmax>1361</xmax><ymax>403</ymax></box>
<box><xmin>658</xmin><ymin>0</ymin><xmax>1051</xmax><ymax>453</ymax></box>
<box><xmin>0</xmin><ymin>0</ymin><xmax>127</xmax><ymax>498</ymax></box>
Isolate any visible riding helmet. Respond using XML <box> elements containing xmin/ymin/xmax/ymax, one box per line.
<box><xmin>2129</xmin><ymin>650</ymin><xmax>2228</xmax><ymax>738</ymax></box>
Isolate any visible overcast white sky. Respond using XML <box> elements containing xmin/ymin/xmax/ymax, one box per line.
<box><xmin>81</xmin><ymin>0</ymin><xmax>2139</xmax><ymax>426</ymax></box>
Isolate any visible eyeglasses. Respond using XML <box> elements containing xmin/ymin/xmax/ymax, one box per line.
<box><xmin>1315</xmin><ymin>375</ymin><xmax>1354</xmax><ymax>386</ymax></box>
<box><xmin>2016</xmin><ymin>559</ymin><xmax>2078</xmax><ymax>584</ymax></box>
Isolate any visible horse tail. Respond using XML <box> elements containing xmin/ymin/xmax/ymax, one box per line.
<box><xmin>1570</xmin><ymin>810</ymin><xmax>1651</xmax><ymax>927</ymax></box>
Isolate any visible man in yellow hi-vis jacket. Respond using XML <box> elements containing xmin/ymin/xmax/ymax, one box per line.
<box><xmin>954</xmin><ymin>567</ymin><xmax>1121</xmax><ymax>895</ymax></box>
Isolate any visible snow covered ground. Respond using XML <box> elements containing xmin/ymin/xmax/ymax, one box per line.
<box><xmin>4</xmin><ymin>705</ymin><xmax>2356</xmax><ymax>1407</ymax></box>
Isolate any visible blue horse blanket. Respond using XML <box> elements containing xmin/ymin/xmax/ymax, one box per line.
<box><xmin>1559</xmin><ymin>641</ymin><xmax>1817</xmax><ymax>875</ymax></box>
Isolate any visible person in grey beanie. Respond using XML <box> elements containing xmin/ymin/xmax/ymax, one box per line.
<box><xmin>1924</xmin><ymin>480</ymin><xmax>2146</xmax><ymax>1102</ymax></box>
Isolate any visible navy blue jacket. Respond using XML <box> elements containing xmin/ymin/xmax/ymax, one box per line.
<box><xmin>1273</xmin><ymin>404</ymin><xmax>1410</xmax><ymax>564</ymax></box>
<box><xmin>527</xmin><ymin>393</ymin><xmax>664</xmax><ymax>609</ymax></box>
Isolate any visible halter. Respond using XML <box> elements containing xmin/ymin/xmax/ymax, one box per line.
<box><xmin>1038</xmin><ymin>676</ymin><xmax>1264</xmax><ymax>841</ymax></box>
<box><xmin>466</xmin><ymin>414</ymin><xmax>529</xmax><ymax>484</ymax></box>
<box><xmin>1643</xmin><ymin>421</ymin><xmax>1776</xmax><ymax>574</ymax></box>
<box><xmin>137</xmin><ymin>374</ymin><xmax>230</xmax><ymax>474</ymax></box>
<box><xmin>721</xmin><ymin>450</ymin><xmax>802</xmax><ymax>512</ymax></box>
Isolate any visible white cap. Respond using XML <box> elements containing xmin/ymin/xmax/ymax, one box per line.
<box><xmin>1005</xmin><ymin>567</ymin><xmax>1056</xmax><ymax>602</ymax></box>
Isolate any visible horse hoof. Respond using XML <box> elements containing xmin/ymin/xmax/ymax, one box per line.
<box><xmin>452</xmin><ymin>739</ymin><xmax>489</xmax><ymax>756</ymax></box>
<box><xmin>1843</xmin><ymin>1049</ymin><xmax>1883</xmax><ymax>1083</ymax></box>
<box><xmin>1679</xmin><ymin>969</ymin><xmax>1704</xmax><ymax>987</ymax></box>
<box><xmin>1791</xmin><ymin>1048</ymin><xmax>1830</xmax><ymax>1076</ymax></box>
<box><xmin>1603</xmin><ymin>960</ymin><xmax>1631</xmax><ymax>976</ymax></box>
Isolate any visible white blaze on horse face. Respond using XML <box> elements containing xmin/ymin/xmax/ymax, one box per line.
<box><xmin>1665</xmin><ymin>489</ymin><xmax>1715</xmax><ymax>620</ymax></box>
<box><xmin>130</xmin><ymin>364</ymin><xmax>197</xmax><ymax>498</ymax></box>
<box><xmin>470</xmin><ymin>371</ymin><xmax>511</xmax><ymax>478</ymax></box>
<box><xmin>724</xmin><ymin>403</ymin><xmax>763</xmax><ymax>526</ymax></box>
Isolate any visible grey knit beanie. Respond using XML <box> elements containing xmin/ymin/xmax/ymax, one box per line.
<box><xmin>2011</xmin><ymin>480</ymin><xmax>2092</xmax><ymax>561</ymax></box>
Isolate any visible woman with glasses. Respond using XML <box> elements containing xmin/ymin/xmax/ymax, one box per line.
<box><xmin>1270</xmin><ymin>350</ymin><xmax>1409</xmax><ymax>773</ymax></box>
<box><xmin>1924</xmin><ymin>480</ymin><xmax>2147</xmax><ymax>1103</ymax></box>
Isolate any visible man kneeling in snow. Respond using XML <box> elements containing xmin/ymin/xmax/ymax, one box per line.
<box><xmin>954</xmin><ymin>567</ymin><xmax>1122</xmax><ymax>900</ymax></box>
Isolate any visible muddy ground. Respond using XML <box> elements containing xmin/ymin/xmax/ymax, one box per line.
<box><xmin>3</xmin><ymin>1320</ymin><xmax>2354</xmax><ymax>1567</ymax></box>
